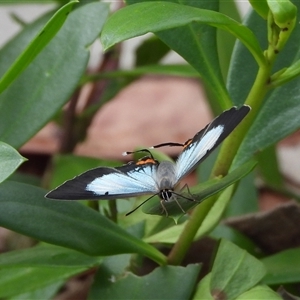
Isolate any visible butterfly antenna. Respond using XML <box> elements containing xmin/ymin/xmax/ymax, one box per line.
<box><xmin>123</xmin><ymin>143</ymin><xmax>184</xmax><ymax>157</ymax></box>
<box><xmin>122</xmin><ymin>148</ymin><xmax>154</xmax><ymax>159</ymax></box>
<box><xmin>125</xmin><ymin>193</ymin><xmax>159</xmax><ymax>216</ymax></box>
<box><xmin>150</xmin><ymin>142</ymin><xmax>184</xmax><ymax>149</ymax></box>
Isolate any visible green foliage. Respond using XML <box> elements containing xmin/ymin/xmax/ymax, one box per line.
<box><xmin>0</xmin><ymin>142</ymin><xmax>26</xmax><ymax>184</ymax></box>
<box><xmin>0</xmin><ymin>1</ymin><xmax>109</xmax><ymax>148</ymax></box>
<box><xmin>0</xmin><ymin>0</ymin><xmax>299</xmax><ymax>298</ymax></box>
<box><xmin>0</xmin><ymin>0</ymin><xmax>77</xmax><ymax>94</ymax></box>
<box><xmin>89</xmin><ymin>257</ymin><xmax>200</xmax><ymax>299</ymax></box>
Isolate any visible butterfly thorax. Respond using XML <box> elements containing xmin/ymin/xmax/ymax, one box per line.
<box><xmin>156</xmin><ymin>161</ymin><xmax>177</xmax><ymax>201</ymax></box>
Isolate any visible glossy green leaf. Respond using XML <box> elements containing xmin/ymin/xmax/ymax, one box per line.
<box><xmin>0</xmin><ymin>181</ymin><xmax>166</xmax><ymax>265</ymax></box>
<box><xmin>89</xmin><ymin>262</ymin><xmax>200</xmax><ymax>300</ymax></box>
<box><xmin>0</xmin><ymin>2</ymin><xmax>109</xmax><ymax>148</ymax></box>
<box><xmin>0</xmin><ymin>244</ymin><xmax>102</xmax><ymax>268</ymax></box>
<box><xmin>143</xmin><ymin>159</ymin><xmax>257</xmax><ymax>220</ymax></box>
<box><xmin>261</xmin><ymin>248</ymin><xmax>300</xmax><ymax>284</ymax></box>
<box><xmin>101</xmin><ymin>2</ymin><xmax>265</xmax><ymax>67</ymax></box>
<box><xmin>211</xmin><ymin>239</ymin><xmax>266</xmax><ymax>300</ymax></box>
<box><xmin>0</xmin><ymin>141</ymin><xmax>26</xmax><ymax>184</ymax></box>
<box><xmin>0</xmin><ymin>267</ymin><xmax>82</xmax><ymax>298</ymax></box>
<box><xmin>236</xmin><ymin>285</ymin><xmax>282</xmax><ymax>300</ymax></box>
<box><xmin>0</xmin><ymin>1</ymin><xmax>77</xmax><ymax>94</ymax></box>
<box><xmin>230</xmin><ymin>1</ymin><xmax>300</xmax><ymax>166</ymax></box>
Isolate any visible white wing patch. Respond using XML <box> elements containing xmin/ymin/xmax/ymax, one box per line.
<box><xmin>175</xmin><ymin>125</ymin><xmax>224</xmax><ymax>181</ymax></box>
<box><xmin>86</xmin><ymin>165</ymin><xmax>158</xmax><ymax>196</ymax></box>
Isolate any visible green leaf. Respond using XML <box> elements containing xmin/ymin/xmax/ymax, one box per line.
<box><xmin>0</xmin><ymin>245</ymin><xmax>99</xmax><ymax>298</ymax></box>
<box><xmin>0</xmin><ymin>181</ymin><xmax>166</xmax><ymax>265</ymax></box>
<box><xmin>0</xmin><ymin>267</ymin><xmax>82</xmax><ymax>299</ymax></box>
<box><xmin>9</xmin><ymin>280</ymin><xmax>64</xmax><ymax>300</ymax></box>
<box><xmin>89</xmin><ymin>262</ymin><xmax>201</xmax><ymax>300</ymax></box>
<box><xmin>101</xmin><ymin>2</ymin><xmax>265</xmax><ymax>67</ymax></box>
<box><xmin>143</xmin><ymin>159</ymin><xmax>257</xmax><ymax>221</ymax></box>
<box><xmin>0</xmin><ymin>244</ymin><xmax>102</xmax><ymax>268</ymax></box>
<box><xmin>261</xmin><ymin>248</ymin><xmax>300</xmax><ymax>284</ymax></box>
<box><xmin>124</xmin><ymin>0</ymin><xmax>230</xmax><ymax>110</ymax></box>
<box><xmin>236</xmin><ymin>285</ymin><xmax>282</xmax><ymax>300</ymax></box>
<box><xmin>0</xmin><ymin>2</ymin><xmax>109</xmax><ymax>148</ymax></box>
<box><xmin>211</xmin><ymin>239</ymin><xmax>266</xmax><ymax>300</ymax></box>
<box><xmin>0</xmin><ymin>1</ymin><xmax>77</xmax><ymax>94</ymax></box>
<box><xmin>0</xmin><ymin>141</ymin><xmax>26</xmax><ymax>184</ymax></box>
<box><xmin>230</xmin><ymin>1</ymin><xmax>300</xmax><ymax>166</ymax></box>
<box><xmin>102</xmin><ymin>1</ymin><xmax>265</xmax><ymax>110</ymax></box>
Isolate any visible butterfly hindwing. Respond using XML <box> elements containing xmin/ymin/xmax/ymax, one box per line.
<box><xmin>46</xmin><ymin>157</ymin><xmax>159</xmax><ymax>200</ymax></box>
<box><xmin>175</xmin><ymin>105</ymin><xmax>250</xmax><ymax>181</ymax></box>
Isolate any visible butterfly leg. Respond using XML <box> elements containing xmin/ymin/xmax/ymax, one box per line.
<box><xmin>179</xmin><ymin>184</ymin><xmax>198</xmax><ymax>202</ymax></box>
<box><xmin>173</xmin><ymin>196</ymin><xmax>186</xmax><ymax>214</ymax></box>
<box><xmin>160</xmin><ymin>199</ymin><xmax>169</xmax><ymax>217</ymax></box>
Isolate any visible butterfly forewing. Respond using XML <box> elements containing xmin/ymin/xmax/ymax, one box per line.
<box><xmin>46</xmin><ymin>157</ymin><xmax>159</xmax><ymax>200</ymax></box>
<box><xmin>175</xmin><ymin>106</ymin><xmax>250</xmax><ymax>182</ymax></box>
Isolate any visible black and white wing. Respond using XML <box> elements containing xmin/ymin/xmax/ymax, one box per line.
<box><xmin>175</xmin><ymin>105</ymin><xmax>250</xmax><ymax>182</ymax></box>
<box><xmin>45</xmin><ymin>157</ymin><xmax>159</xmax><ymax>200</ymax></box>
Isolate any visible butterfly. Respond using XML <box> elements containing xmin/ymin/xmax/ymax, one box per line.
<box><xmin>46</xmin><ymin>105</ymin><xmax>250</xmax><ymax>216</ymax></box>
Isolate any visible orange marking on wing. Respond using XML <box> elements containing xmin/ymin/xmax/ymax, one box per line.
<box><xmin>183</xmin><ymin>139</ymin><xmax>192</xmax><ymax>149</ymax></box>
<box><xmin>136</xmin><ymin>158</ymin><xmax>156</xmax><ymax>165</ymax></box>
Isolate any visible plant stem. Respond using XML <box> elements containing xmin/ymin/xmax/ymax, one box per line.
<box><xmin>167</xmin><ymin>62</ymin><xmax>273</xmax><ymax>266</ymax></box>
<box><xmin>212</xmin><ymin>65</ymin><xmax>272</xmax><ymax>174</ymax></box>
